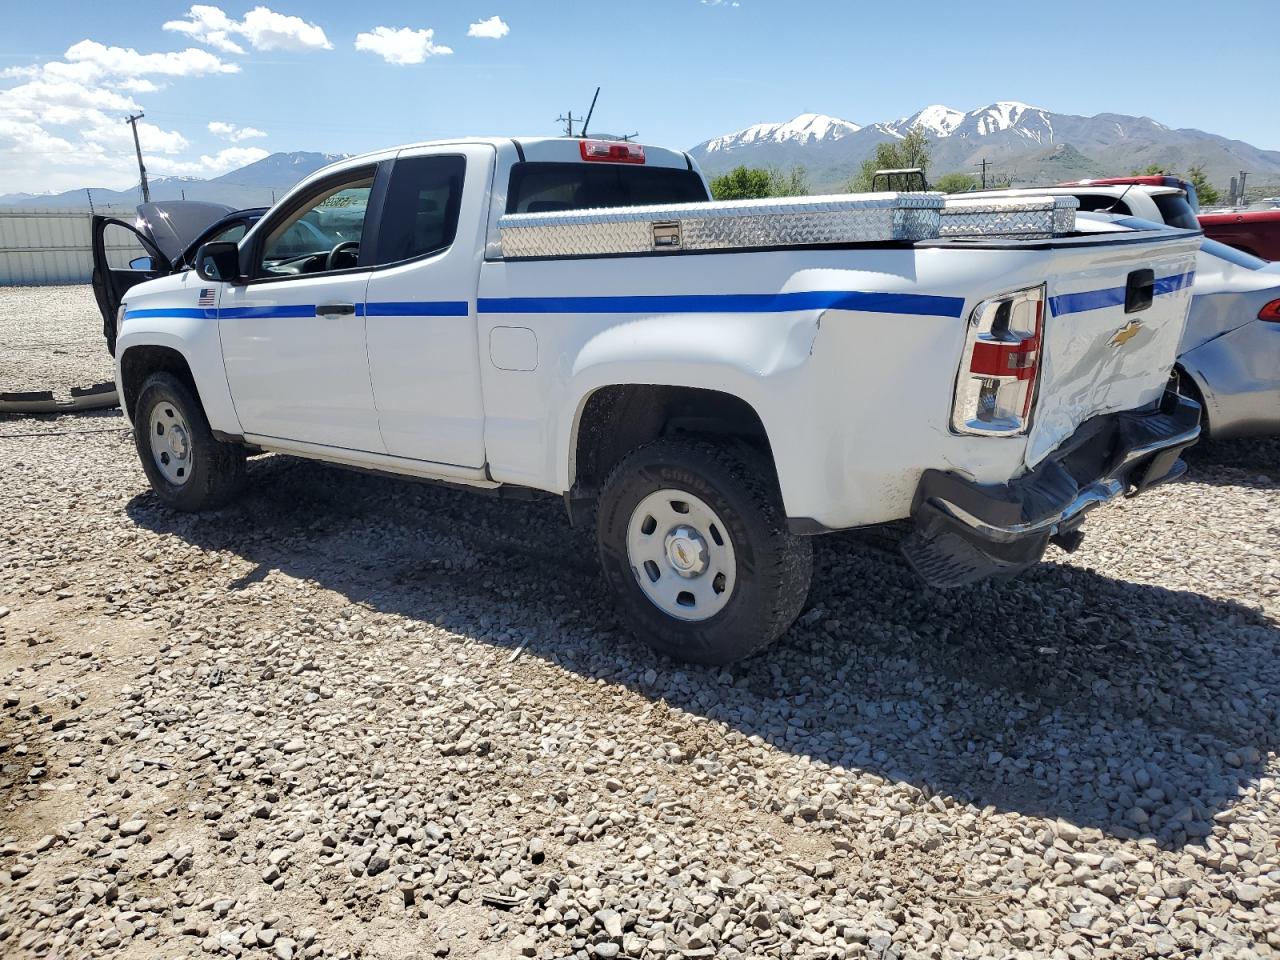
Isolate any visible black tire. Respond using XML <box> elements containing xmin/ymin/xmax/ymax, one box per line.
<box><xmin>133</xmin><ymin>372</ymin><xmax>246</xmax><ymax>512</ymax></box>
<box><xmin>596</xmin><ymin>437</ymin><xmax>813</xmax><ymax>665</ymax></box>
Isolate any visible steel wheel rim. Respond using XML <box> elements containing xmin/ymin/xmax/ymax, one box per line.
<box><xmin>148</xmin><ymin>401</ymin><xmax>193</xmax><ymax>486</ymax></box>
<box><xmin>625</xmin><ymin>489</ymin><xmax>737</xmax><ymax>621</ymax></box>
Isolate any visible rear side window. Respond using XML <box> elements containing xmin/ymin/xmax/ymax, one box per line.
<box><xmin>1075</xmin><ymin>194</ymin><xmax>1133</xmax><ymax>216</ymax></box>
<box><xmin>1202</xmin><ymin>238</ymin><xmax>1267</xmax><ymax>270</ymax></box>
<box><xmin>375</xmin><ymin>154</ymin><xmax>466</xmax><ymax>265</ymax></box>
<box><xmin>1153</xmin><ymin>194</ymin><xmax>1200</xmax><ymax>231</ymax></box>
<box><xmin>506</xmin><ymin>162</ymin><xmax>709</xmax><ymax>214</ymax></box>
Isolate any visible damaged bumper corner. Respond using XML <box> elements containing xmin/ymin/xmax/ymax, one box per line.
<box><xmin>902</xmin><ymin>390</ymin><xmax>1201</xmax><ymax>589</ymax></box>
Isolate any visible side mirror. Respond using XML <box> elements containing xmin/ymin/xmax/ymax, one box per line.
<box><xmin>129</xmin><ymin>256</ymin><xmax>155</xmax><ymax>271</ymax></box>
<box><xmin>195</xmin><ymin>241</ymin><xmax>243</xmax><ymax>283</ymax></box>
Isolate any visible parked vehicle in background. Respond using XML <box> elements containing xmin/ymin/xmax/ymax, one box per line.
<box><xmin>92</xmin><ymin>201</ymin><xmax>266</xmax><ymax>355</ymax></box>
<box><xmin>108</xmin><ymin>136</ymin><xmax>1201</xmax><ymax>663</ymax></box>
<box><xmin>965</xmin><ymin>182</ymin><xmax>1201</xmax><ymax>230</ymax></box>
<box><xmin>1196</xmin><ymin>208</ymin><xmax>1280</xmax><ymax>261</ymax></box>
<box><xmin>1062</xmin><ymin>175</ymin><xmax>1200</xmax><ymax>211</ymax></box>
<box><xmin>1077</xmin><ymin>212</ymin><xmax>1280</xmax><ymax>437</ymax></box>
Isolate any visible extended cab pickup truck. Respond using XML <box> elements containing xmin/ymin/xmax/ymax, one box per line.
<box><xmin>110</xmin><ymin>136</ymin><xmax>1202</xmax><ymax>664</ymax></box>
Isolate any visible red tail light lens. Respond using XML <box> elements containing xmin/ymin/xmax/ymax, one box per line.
<box><xmin>580</xmin><ymin>140</ymin><xmax>645</xmax><ymax>164</ymax></box>
<box><xmin>1260</xmin><ymin>298</ymin><xmax>1280</xmax><ymax>323</ymax></box>
<box><xmin>952</xmin><ymin>285</ymin><xmax>1046</xmax><ymax>435</ymax></box>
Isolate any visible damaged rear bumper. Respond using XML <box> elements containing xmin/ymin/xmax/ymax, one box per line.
<box><xmin>902</xmin><ymin>390</ymin><xmax>1201</xmax><ymax>588</ymax></box>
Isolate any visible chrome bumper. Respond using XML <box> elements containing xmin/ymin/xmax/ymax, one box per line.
<box><xmin>902</xmin><ymin>390</ymin><xmax>1201</xmax><ymax>588</ymax></box>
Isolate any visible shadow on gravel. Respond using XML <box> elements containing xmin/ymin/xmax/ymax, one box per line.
<box><xmin>1183</xmin><ymin>434</ymin><xmax>1280</xmax><ymax>489</ymax></box>
<box><xmin>128</xmin><ymin>453</ymin><xmax>1280</xmax><ymax>851</ymax></box>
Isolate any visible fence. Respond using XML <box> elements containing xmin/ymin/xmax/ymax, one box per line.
<box><xmin>0</xmin><ymin>205</ymin><xmax>140</xmax><ymax>286</ymax></box>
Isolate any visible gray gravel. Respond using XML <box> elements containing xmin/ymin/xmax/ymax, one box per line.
<box><xmin>2</xmin><ymin>286</ymin><xmax>1279</xmax><ymax>959</ymax></box>
<box><xmin>0</xmin><ymin>285</ymin><xmax>113</xmax><ymax>394</ymax></box>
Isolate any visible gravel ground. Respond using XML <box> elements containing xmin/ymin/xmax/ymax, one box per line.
<box><xmin>0</xmin><ymin>285</ymin><xmax>114</xmax><ymax>394</ymax></box>
<box><xmin>2</xmin><ymin>287</ymin><xmax>1279</xmax><ymax>960</ymax></box>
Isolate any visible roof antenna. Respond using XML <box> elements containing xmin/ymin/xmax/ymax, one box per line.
<box><xmin>580</xmin><ymin>87</ymin><xmax>600</xmax><ymax>139</ymax></box>
<box><xmin>1103</xmin><ymin>181</ymin><xmax>1136</xmax><ymax>215</ymax></box>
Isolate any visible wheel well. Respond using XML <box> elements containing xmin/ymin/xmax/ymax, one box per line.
<box><xmin>1175</xmin><ymin>363</ymin><xmax>1210</xmax><ymax>437</ymax></box>
<box><xmin>119</xmin><ymin>346</ymin><xmax>198</xmax><ymax>419</ymax></box>
<box><xmin>571</xmin><ymin>385</ymin><xmax>775</xmax><ymax>500</ymax></box>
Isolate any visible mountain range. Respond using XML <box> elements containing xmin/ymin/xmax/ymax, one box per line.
<box><xmin>0</xmin><ymin>152</ymin><xmax>347</xmax><ymax>210</ymax></box>
<box><xmin>4</xmin><ymin>102</ymin><xmax>1278</xmax><ymax>209</ymax></box>
<box><xmin>689</xmin><ymin>101</ymin><xmax>1280</xmax><ymax>191</ymax></box>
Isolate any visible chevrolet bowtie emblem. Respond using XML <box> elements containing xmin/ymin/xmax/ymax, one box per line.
<box><xmin>1109</xmin><ymin>319</ymin><xmax>1143</xmax><ymax>348</ymax></box>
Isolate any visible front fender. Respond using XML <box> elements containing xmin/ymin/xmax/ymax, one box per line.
<box><xmin>114</xmin><ymin>279</ymin><xmax>240</xmax><ymax>434</ymax></box>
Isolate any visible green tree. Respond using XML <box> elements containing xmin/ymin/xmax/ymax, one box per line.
<box><xmin>768</xmin><ymin>166</ymin><xmax>810</xmax><ymax>197</ymax></box>
<box><xmin>1130</xmin><ymin>163</ymin><xmax>1167</xmax><ymax>176</ymax></box>
<box><xmin>710</xmin><ymin>166</ymin><xmax>772</xmax><ymax>200</ymax></box>
<box><xmin>710</xmin><ymin>165</ymin><xmax>811</xmax><ymax>200</ymax></box>
<box><xmin>848</xmin><ymin>127</ymin><xmax>931</xmax><ymax>192</ymax></box>
<box><xmin>1186</xmin><ymin>163</ymin><xmax>1221</xmax><ymax>206</ymax></box>
<box><xmin>931</xmin><ymin>172</ymin><xmax>979</xmax><ymax>194</ymax></box>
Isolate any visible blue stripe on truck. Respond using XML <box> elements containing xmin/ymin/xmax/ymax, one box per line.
<box><xmin>123</xmin><ymin>272</ymin><xmax>1193</xmax><ymax>325</ymax></box>
<box><xmin>1048</xmin><ymin>270</ymin><xmax>1195</xmax><ymax>317</ymax></box>
<box><xmin>476</xmin><ymin>290</ymin><xmax>967</xmax><ymax>318</ymax></box>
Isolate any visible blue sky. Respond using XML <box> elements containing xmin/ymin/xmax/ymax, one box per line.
<box><xmin>2</xmin><ymin>0</ymin><xmax>1276</xmax><ymax>192</ymax></box>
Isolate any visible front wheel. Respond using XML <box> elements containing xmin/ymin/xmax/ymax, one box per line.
<box><xmin>133</xmin><ymin>372</ymin><xmax>246</xmax><ymax>511</ymax></box>
<box><xmin>596</xmin><ymin>438</ymin><xmax>813</xmax><ymax>665</ymax></box>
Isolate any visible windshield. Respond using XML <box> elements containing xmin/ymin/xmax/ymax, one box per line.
<box><xmin>507</xmin><ymin>162</ymin><xmax>708</xmax><ymax>214</ymax></box>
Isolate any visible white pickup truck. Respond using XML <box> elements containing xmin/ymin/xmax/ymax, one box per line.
<box><xmin>108</xmin><ymin>136</ymin><xmax>1202</xmax><ymax>663</ymax></box>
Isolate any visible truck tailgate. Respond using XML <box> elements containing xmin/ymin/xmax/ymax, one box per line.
<box><xmin>1026</xmin><ymin>235</ymin><xmax>1199</xmax><ymax>467</ymax></box>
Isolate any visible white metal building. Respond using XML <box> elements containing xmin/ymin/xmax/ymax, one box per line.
<box><xmin>0</xmin><ymin>206</ymin><xmax>138</xmax><ymax>285</ymax></box>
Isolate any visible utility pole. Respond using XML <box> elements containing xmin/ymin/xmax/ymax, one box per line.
<box><xmin>976</xmin><ymin>157</ymin><xmax>991</xmax><ymax>189</ymax></box>
<box><xmin>556</xmin><ymin>110</ymin><xmax>579</xmax><ymax>137</ymax></box>
<box><xmin>125</xmin><ymin>112</ymin><xmax>151</xmax><ymax>203</ymax></box>
<box><xmin>1238</xmin><ymin>169</ymin><xmax>1249</xmax><ymax>204</ymax></box>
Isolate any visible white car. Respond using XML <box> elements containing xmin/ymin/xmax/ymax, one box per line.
<box><xmin>965</xmin><ymin>183</ymin><xmax>1201</xmax><ymax>230</ymax></box>
<box><xmin>110</xmin><ymin>137</ymin><xmax>1201</xmax><ymax>663</ymax></box>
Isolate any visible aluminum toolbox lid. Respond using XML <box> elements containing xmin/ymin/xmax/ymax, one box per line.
<box><xmin>940</xmin><ymin>194</ymin><xmax>1080</xmax><ymax>239</ymax></box>
<box><xmin>497</xmin><ymin>192</ymin><xmax>945</xmax><ymax>259</ymax></box>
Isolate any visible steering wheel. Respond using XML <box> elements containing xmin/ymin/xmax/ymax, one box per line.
<box><xmin>325</xmin><ymin>240</ymin><xmax>360</xmax><ymax>272</ymax></box>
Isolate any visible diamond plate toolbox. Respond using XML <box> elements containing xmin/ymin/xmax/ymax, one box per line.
<box><xmin>497</xmin><ymin>193</ymin><xmax>945</xmax><ymax>258</ymax></box>
<box><xmin>940</xmin><ymin>195</ymin><xmax>1079</xmax><ymax>239</ymax></box>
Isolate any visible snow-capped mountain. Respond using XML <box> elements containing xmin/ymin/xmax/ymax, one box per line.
<box><xmin>702</xmin><ymin>113</ymin><xmax>860</xmax><ymax>152</ymax></box>
<box><xmin>690</xmin><ymin>101</ymin><xmax>1280</xmax><ymax>191</ymax></box>
<box><xmin>891</xmin><ymin>104</ymin><xmax>965</xmax><ymax>138</ymax></box>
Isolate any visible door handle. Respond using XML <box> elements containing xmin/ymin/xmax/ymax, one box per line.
<box><xmin>315</xmin><ymin>302</ymin><xmax>356</xmax><ymax>317</ymax></box>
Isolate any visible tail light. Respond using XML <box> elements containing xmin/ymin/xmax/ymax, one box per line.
<box><xmin>951</xmin><ymin>284</ymin><xmax>1046</xmax><ymax>435</ymax></box>
<box><xmin>580</xmin><ymin>140</ymin><xmax>645</xmax><ymax>164</ymax></box>
<box><xmin>1260</xmin><ymin>298</ymin><xmax>1280</xmax><ymax>322</ymax></box>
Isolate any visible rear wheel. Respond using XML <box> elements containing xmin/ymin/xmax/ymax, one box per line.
<box><xmin>133</xmin><ymin>372</ymin><xmax>245</xmax><ymax>511</ymax></box>
<box><xmin>597</xmin><ymin>438</ymin><xmax>812</xmax><ymax>665</ymax></box>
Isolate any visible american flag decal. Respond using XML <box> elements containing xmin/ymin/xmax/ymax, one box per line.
<box><xmin>197</xmin><ymin>288</ymin><xmax>216</xmax><ymax>307</ymax></box>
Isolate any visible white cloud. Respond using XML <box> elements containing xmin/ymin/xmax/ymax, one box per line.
<box><xmin>355</xmin><ymin>26</ymin><xmax>452</xmax><ymax>65</ymax></box>
<box><xmin>208</xmin><ymin>120</ymin><xmax>267</xmax><ymax>142</ymax></box>
<box><xmin>467</xmin><ymin>16</ymin><xmax>510</xmax><ymax>39</ymax></box>
<box><xmin>701</xmin><ymin>0</ymin><xmax>741</xmax><ymax>6</ymax></box>
<box><xmin>164</xmin><ymin>5</ymin><xmax>332</xmax><ymax>53</ymax></box>
<box><xmin>0</xmin><ymin>36</ymin><xmax>247</xmax><ymax>192</ymax></box>
<box><xmin>150</xmin><ymin>146</ymin><xmax>270</xmax><ymax>177</ymax></box>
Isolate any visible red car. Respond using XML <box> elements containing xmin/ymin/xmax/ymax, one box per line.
<box><xmin>1197</xmin><ymin>209</ymin><xmax>1280</xmax><ymax>261</ymax></box>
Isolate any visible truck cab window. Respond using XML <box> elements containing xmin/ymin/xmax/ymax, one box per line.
<box><xmin>374</xmin><ymin>155</ymin><xmax>466</xmax><ymax>265</ymax></box>
<box><xmin>259</xmin><ymin>173</ymin><xmax>374</xmax><ymax>277</ymax></box>
<box><xmin>506</xmin><ymin>162</ymin><xmax>709</xmax><ymax>214</ymax></box>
